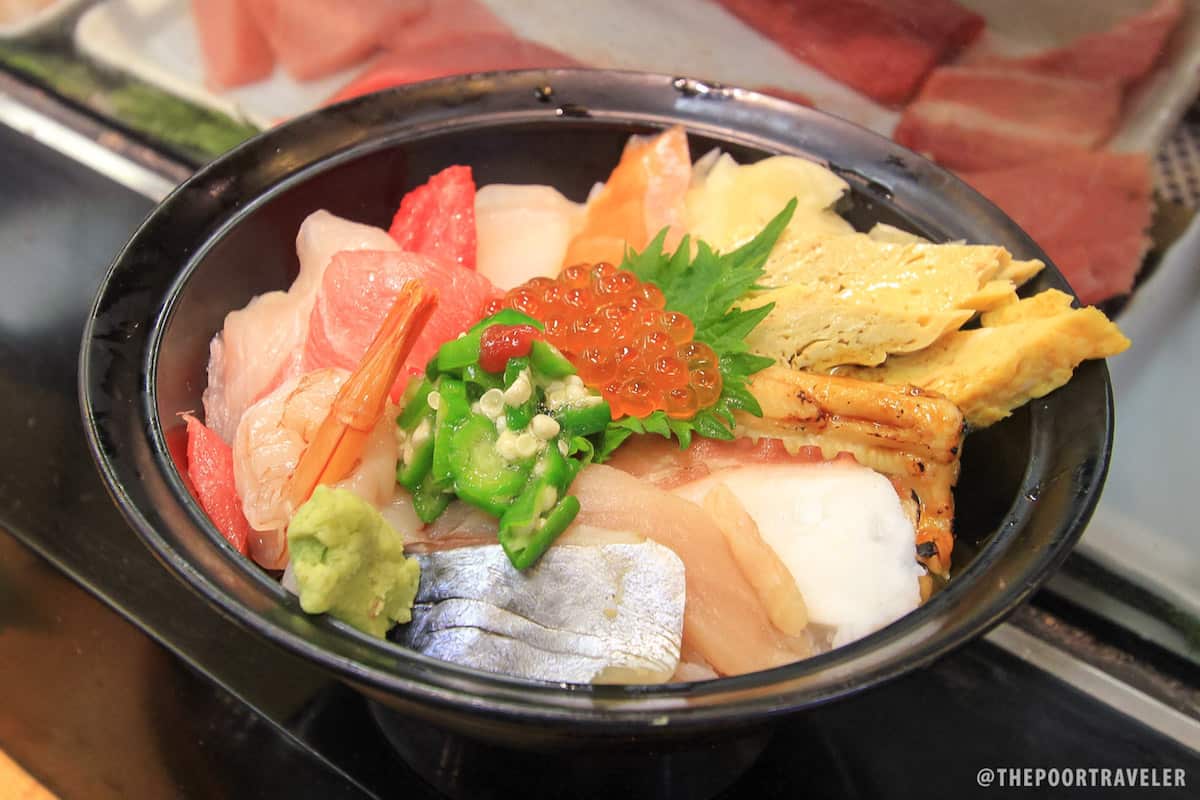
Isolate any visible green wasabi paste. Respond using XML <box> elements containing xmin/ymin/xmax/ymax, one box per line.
<box><xmin>288</xmin><ymin>486</ymin><xmax>420</xmax><ymax>638</ymax></box>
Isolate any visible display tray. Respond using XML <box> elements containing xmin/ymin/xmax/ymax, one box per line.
<box><xmin>0</xmin><ymin>0</ymin><xmax>87</xmax><ymax>40</ymax></box>
<box><xmin>73</xmin><ymin>0</ymin><xmax>1200</xmax><ymax>149</ymax></box>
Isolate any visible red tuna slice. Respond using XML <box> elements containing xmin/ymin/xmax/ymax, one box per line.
<box><xmin>326</xmin><ymin>33</ymin><xmax>580</xmax><ymax>106</ymax></box>
<box><xmin>960</xmin><ymin>150</ymin><xmax>1152</xmax><ymax>305</ymax></box>
<box><xmin>858</xmin><ymin>0</ymin><xmax>984</xmax><ymax>51</ymax></box>
<box><xmin>184</xmin><ymin>414</ymin><xmax>251</xmax><ymax>555</ymax></box>
<box><xmin>388</xmin><ymin>165</ymin><xmax>478</xmax><ymax>269</ymax></box>
<box><xmin>967</xmin><ymin>0</ymin><xmax>1184</xmax><ymax>87</ymax></box>
<box><xmin>893</xmin><ymin>66</ymin><xmax>1123</xmax><ymax>171</ymax></box>
<box><xmin>191</xmin><ymin>0</ymin><xmax>275</xmax><ymax>89</ymax></box>
<box><xmin>246</xmin><ymin>0</ymin><xmax>429</xmax><ymax>82</ymax></box>
<box><xmin>305</xmin><ymin>249</ymin><xmax>499</xmax><ymax>397</ymax></box>
<box><xmin>716</xmin><ymin>0</ymin><xmax>983</xmax><ymax>106</ymax></box>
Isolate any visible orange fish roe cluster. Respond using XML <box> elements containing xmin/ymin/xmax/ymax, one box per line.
<box><xmin>484</xmin><ymin>263</ymin><xmax>722</xmax><ymax>419</ymax></box>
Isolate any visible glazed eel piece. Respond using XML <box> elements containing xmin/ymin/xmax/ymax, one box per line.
<box><xmin>737</xmin><ymin>365</ymin><xmax>965</xmax><ymax>577</ymax></box>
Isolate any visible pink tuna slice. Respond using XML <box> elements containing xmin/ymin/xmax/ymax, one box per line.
<box><xmin>304</xmin><ymin>249</ymin><xmax>499</xmax><ymax>398</ymax></box>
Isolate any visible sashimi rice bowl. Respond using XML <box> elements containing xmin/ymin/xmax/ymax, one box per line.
<box><xmin>83</xmin><ymin>74</ymin><xmax>1121</xmax><ymax>715</ymax></box>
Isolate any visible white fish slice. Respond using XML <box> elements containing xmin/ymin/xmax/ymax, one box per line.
<box><xmin>402</xmin><ymin>542</ymin><xmax>685</xmax><ymax>684</ymax></box>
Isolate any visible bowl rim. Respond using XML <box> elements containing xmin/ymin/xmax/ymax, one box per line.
<box><xmin>79</xmin><ymin>68</ymin><xmax>1113</xmax><ymax>732</ymax></box>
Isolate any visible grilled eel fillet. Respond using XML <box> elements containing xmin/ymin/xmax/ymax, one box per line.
<box><xmin>736</xmin><ymin>365</ymin><xmax>965</xmax><ymax>577</ymax></box>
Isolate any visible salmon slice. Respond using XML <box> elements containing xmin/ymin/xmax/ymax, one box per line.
<box><xmin>191</xmin><ymin>0</ymin><xmax>274</xmax><ymax>89</ymax></box>
<box><xmin>562</xmin><ymin>126</ymin><xmax>691</xmax><ymax>269</ymax></box>
<box><xmin>184</xmin><ymin>413</ymin><xmax>251</xmax><ymax>555</ymax></box>
<box><xmin>304</xmin><ymin>249</ymin><xmax>498</xmax><ymax>398</ymax></box>
<box><xmin>246</xmin><ymin>0</ymin><xmax>429</xmax><ymax>82</ymax></box>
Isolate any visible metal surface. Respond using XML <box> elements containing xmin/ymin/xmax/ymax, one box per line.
<box><xmin>0</xmin><ymin>92</ymin><xmax>175</xmax><ymax>200</ymax></box>
<box><xmin>988</xmin><ymin>625</ymin><xmax>1200</xmax><ymax>750</ymax></box>
<box><xmin>79</xmin><ymin>69</ymin><xmax>1114</xmax><ymax>737</ymax></box>
<box><xmin>0</xmin><ymin>71</ymin><xmax>185</xmax><ymax>199</ymax></box>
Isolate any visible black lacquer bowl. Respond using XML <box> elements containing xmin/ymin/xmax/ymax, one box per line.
<box><xmin>79</xmin><ymin>70</ymin><xmax>1112</xmax><ymax>773</ymax></box>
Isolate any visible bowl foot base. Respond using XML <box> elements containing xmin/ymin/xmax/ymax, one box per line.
<box><xmin>369</xmin><ymin>702</ymin><xmax>772</xmax><ymax>799</ymax></box>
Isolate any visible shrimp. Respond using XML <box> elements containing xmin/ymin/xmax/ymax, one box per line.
<box><xmin>233</xmin><ymin>281</ymin><xmax>437</xmax><ymax>569</ymax></box>
<box><xmin>232</xmin><ymin>368</ymin><xmax>399</xmax><ymax>568</ymax></box>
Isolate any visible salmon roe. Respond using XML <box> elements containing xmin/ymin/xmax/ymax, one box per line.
<box><xmin>484</xmin><ymin>264</ymin><xmax>721</xmax><ymax>419</ymax></box>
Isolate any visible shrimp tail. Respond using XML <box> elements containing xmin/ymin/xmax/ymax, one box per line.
<box><xmin>290</xmin><ymin>281</ymin><xmax>437</xmax><ymax>507</ymax></box>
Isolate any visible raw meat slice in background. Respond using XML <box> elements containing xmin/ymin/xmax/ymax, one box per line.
<box><xmin>304</xmin><ymin>249</ymin><xmax>498</xmax><ymax>398</ymax></box>
<box><xmin>891</xmin><ymin>0</ymin><xmax>1188</xmax><ymax>303</ymax></box>
<box><xmin>393</xmin><ymin>0</ymin><xmax>513</xmax><ymax>51</ymax></box>
<box><xmin>388</xmin><ymin>165</ymin><xmax>478</xmax><ymax>269</ymax></box>
<box><xmin>964</xmin><ymin>0</ymin><xmax>1185</xmax><ymax>87</ymax></box>
<box><xmin>184</xmin><ymin>413</ymin><xmax>252</xmax><ymax>555</ymax></box>
<box><xmin>190</xmin><ymin>0</ymin><xmax>275</xmax><ymax>89</ymax></box>
<box><xmin>716</xmin><ymin>0</ymin><xmax>984</xmax><ymax>105</ymax></box>
<box><xmin>893</xmin><ymin>66</ymin><xmax>1123</xmax><ymax>170</ymax></box>
<box><xmin>960</xmin><ymin>150</ymin><xmax>1153</xmax><ymax>306</ymax></box>
<box><xmin>326</xmin><ymin>33</ymin><xmax>579</xmax><ymax>105</ymax></box>
<box><xmin>246</xmin><ymin>0</ymin><xmax>429</xmax><ymax>82</ymax></box>
<box><xmin>860</xmin><ymin>0</ymin><xmax>985</xmax><ymax>51</ymax></box>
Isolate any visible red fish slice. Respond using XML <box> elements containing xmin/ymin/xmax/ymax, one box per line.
<box><xmin>184</xmin><ymin>413</ymin><xmax>252</xmax><ymax>555</ymax></box>
<box><xmin>388</xmin><ymin>165</ymin><xmax>478</xmax><ymax>270</ymax></box>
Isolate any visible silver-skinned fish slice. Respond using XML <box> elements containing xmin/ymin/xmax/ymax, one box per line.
<box><xmin>401</xmin><ymin>542</ymin><xmax>686</xmax><ymax>684</ymax></box>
